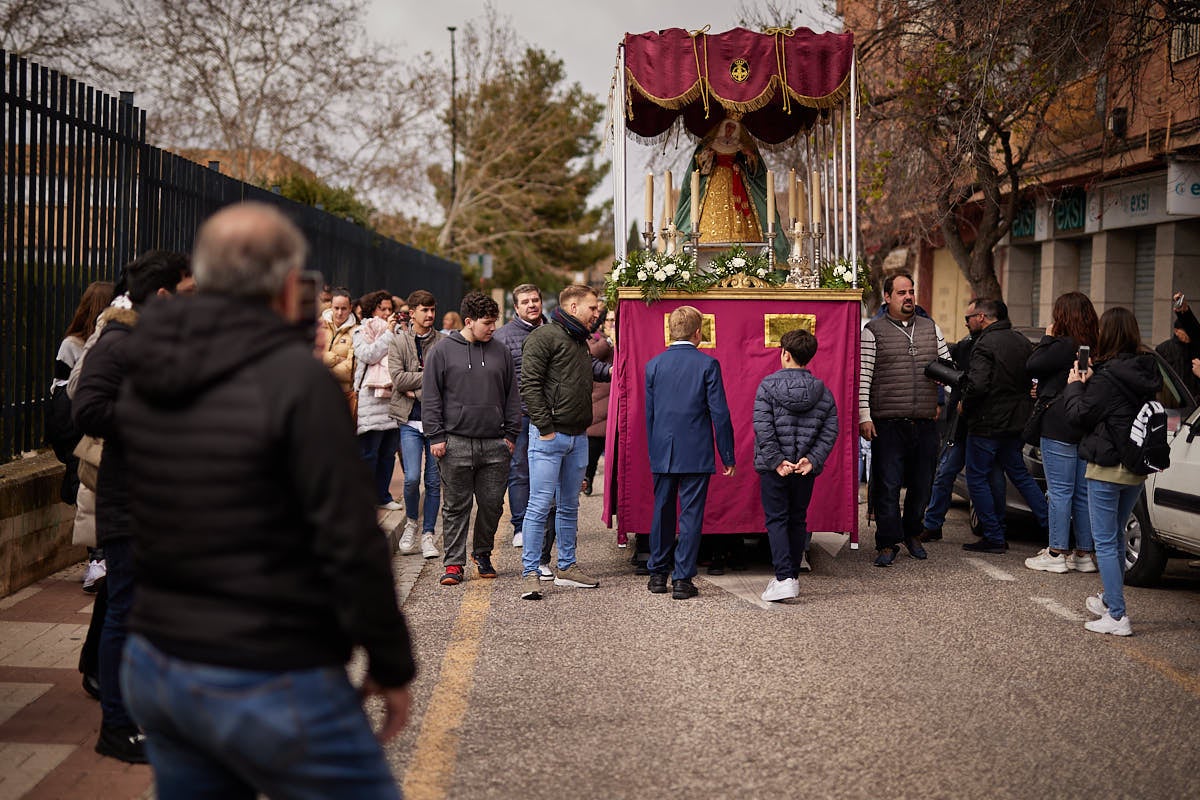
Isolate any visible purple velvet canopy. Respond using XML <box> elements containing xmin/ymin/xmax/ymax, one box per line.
<box><xmin>623</xmin><ymin>27</ymin><xmax>855</xmax><ymax>144</ymax></box>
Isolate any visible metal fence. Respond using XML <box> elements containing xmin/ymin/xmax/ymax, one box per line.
<box><xmin>1</xmin><ymin>50</ymin><xmax>463</xmax><ymax>464</ymax></box>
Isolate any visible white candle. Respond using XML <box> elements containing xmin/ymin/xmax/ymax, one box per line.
<box><xmin>788</xmin><ymin>168</ymin><xmax>797</xmax><ymax>222</ymax></box>
<box><xmin>766</xmin><ymin>170</ymin><xmax>775</xmax><ymax>228</ymax></box>
<box><xmin>645</xmin><ymin>173</ymin><xmax>654</xmax><ymax>230</ymax></box>
<box><xmin>811</xmin><ymin>169</ymin><xmax>821</xmax><ymax>225</ymax></box>
<box><xmin>797</xmin><ymin>178</ymin><xmax>808</xmax><ymax>229</ymax></box>
<box><xmin>663</xmin><ymin>170</ymin><xmax>673</xmax><ymax>222</ymax></box>
<box><xmin>691</xmin><ymin>169</ymin><xmax>700</xmax><ymax>230</ymax></box>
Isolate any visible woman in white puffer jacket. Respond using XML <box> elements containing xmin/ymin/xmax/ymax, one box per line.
<box><xmin>353</xmin><ymin>290</ymin><xmax>401</xmax><ymax>508</ymax></box>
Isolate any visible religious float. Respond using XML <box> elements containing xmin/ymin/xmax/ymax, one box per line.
<box><xmin>602</xmin><ymin>26</ymin><xmax>866</xmax><ymax>547</ymax></box>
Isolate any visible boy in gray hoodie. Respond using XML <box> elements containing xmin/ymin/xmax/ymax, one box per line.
<box><xmin>421</xmin><ymin>291</ymin><xmax>521</xmax><ymax>585</ymax></box>
<box><xmin>752</xmin><ymin>329</ymin><xmax>839</xmax><ymax>603</ymax></box>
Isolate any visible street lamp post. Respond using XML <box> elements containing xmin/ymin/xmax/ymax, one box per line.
<box><xmin>448</xmin><ymin>25</ymin><xmax>458</xmax><ymax>249</ymax></box>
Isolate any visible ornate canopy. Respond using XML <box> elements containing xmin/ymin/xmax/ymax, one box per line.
<box><xmin>622</xmin><ymin>27</ymin><xmax>855</xmax><ymax>144</ymax></box>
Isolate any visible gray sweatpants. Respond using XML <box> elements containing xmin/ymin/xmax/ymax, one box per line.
<box><xmin>438</xmin><ymin>434</ymin><xmax>510</xmax><ymax>567</ymax></box>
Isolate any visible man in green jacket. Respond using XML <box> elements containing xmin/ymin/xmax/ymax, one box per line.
<box><xmin>518</xmin><ymin>284</ymin><xmax>602</xmax><ymax>600</ymax></box>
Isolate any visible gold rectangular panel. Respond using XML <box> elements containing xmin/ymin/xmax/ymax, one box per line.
<box><xmin>663</xmin><ymin>313</ymin><xmax>717</xmax><ymax>348</ymax></box>
<box><xmin>764</xmin><ymin>313</ymin><xmax>816</xmax><ymax>347</ymax></box>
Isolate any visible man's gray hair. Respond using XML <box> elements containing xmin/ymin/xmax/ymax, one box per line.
<box><xmin>511</xmin><ymin>283</ymin><xmax>541</xmax><ymax>304</ymax></box>
<box><xmin>192</xmin><ymin>202</ymin><xmax>308</xmax><ymax>299</ymax></box>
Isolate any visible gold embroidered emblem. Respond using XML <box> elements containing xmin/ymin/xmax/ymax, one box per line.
<box><xmin>730</xmin><ymin>58</ymin><xmax>750</xmax><ymax>83</ymax></box>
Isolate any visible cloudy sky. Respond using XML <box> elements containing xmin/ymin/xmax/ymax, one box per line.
<box><xmin>366</xmin><ymin>1</ymin><xmax>839</xmax><ymax>229</ymax></box>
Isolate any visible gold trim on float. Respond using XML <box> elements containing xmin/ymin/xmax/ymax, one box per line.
<box><xmin>763</xmin><ymin>313</ymin><xmax>816</xmax><ymax>346</ymax></box>
<box><xmin>664</xmin><ymin>313</ymin><xmax>717</xmax><ymax>348</ymax></box>
<box><xmin>617</xmin><ymin>287</ymin><xmax>863</xmax><ymax>302</ymax></box>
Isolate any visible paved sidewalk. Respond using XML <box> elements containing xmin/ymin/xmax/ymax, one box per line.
<box><xmin>0</xmin><ymin>501</ymin><xmax>428</xmax><ymax>800</ymax></box>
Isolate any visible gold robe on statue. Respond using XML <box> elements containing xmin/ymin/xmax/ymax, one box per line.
<box><xmin>699</xmin><ymin>153</ymin><xmax>763</xmax><ymax>244</ymax></box>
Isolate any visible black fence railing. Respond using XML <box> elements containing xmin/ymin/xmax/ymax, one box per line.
<box><xmin>1</xmin><ymin>50</ymin><xmax>463</xmax><ymax>465</ymax></box>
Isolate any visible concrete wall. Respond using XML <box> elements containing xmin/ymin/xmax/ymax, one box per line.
<box><xmin>0</xmin><ymin>453</ymin><xmax>82</xmax><ymax>597</ymax></box>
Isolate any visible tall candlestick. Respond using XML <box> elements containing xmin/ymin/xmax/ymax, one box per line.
<box><xmin>766</xmin><ymin>170</ymin><xmax>775</xmax><ymax>229</ymax></box>
<box><xmin>797</xmin><ymin>178</ymin><xmax>808</xmax><ymax>230</ymax></box>
<box><xmin>811</xmin><ymin>169</ymin><xmax>821</xmax><ymax>225</ymax></box>
<box><xmin>645</xmin><ymin>173</ymin><xmax>654</xmax><ymax>230</ymax></box>
<box><xmin>788</xmin><ymin>168</ymin><xmax>797</xmax><ymax>221</ymax></box>
<box><xmin>690</xmin><ymin>169</ymin><xmax>700</xmax><ymax>230</ymax></box>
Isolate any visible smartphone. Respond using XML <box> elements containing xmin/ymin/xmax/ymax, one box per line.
<box><xmin>296</xmin><ymin>270</ymin><xmax>323</xmax><ymax>332</ymax></box>
<box><xmin>1175</xmin><ymin>292</ymin><xmax>1186</xmax><ymax>311</ymax></box>
<box><xmin>1076</xmin><ymin>345</ymin><xmax>1090</xmax><ymax>373</ymax></box>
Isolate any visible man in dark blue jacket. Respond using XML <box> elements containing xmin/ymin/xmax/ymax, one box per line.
<box><xmin>644</xmin><ymin>305</ymin><xmax>736</xmax><ymax>600</ymax></box>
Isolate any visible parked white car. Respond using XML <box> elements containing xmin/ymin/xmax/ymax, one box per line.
<box><xmin>1126</xmin><ymin>403</ymin><xmax>1200</xmax><ymax>585</ymax></box>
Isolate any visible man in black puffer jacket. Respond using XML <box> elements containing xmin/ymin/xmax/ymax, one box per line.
<box><xmin>959</xmin><ymin>298</ymin><xmax>1049</xmax><ymax>553</ymax></box>
<box><xmin>113</xmin><ymin>203</ymin><xmax>415</xmax><ymax>799</ymax></box>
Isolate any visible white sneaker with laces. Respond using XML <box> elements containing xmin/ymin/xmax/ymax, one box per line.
<box><xmin>1084</xmin><ymin>612</ymin><xmax>1132</xmax><ymax>636</ymax></box>
<box><xmin>397</xmin><ymin>519</ymin><xmax>419</xmax><ymax>554</ymax></box>
<box><xmin>82</xmin><ymin>560</ymin><xmax>106</xmax><ymax>592</ymax></box>
<box><xmin>1024</xmin><ymin>548</ymin><xmax>1069</xmax><ymax>573</ymax></box>
<box><xmin>420</xmin><ymin>533</ymin><xmax>439</xmax><ymax>559</ymax></box>
<box><xmin>537</xmin><ymin>564</ymin><xmax>555</xmax><ymax>581</ymax></box>
<box><xmin>761</xmin><ymin>577</ymin><xmax>800</xmax><ymax>602</ymax></box>
<box><xmin>378</xmin><ymin>500</ymin><xmax>403</xmax><ymax>511</ymax></box>
<box><xmin>1068</xmin><ymin>552</ymin><xmax>1098</xmax><ymax>573</ymax></box>
<box><xmin>1085</xmin><ymin>592</ymin><xmax>1108</xmax><ymax>617</ymax></box>
<box><xmin>512</xmin><ymin>532</ymin><xmax>523</xmax><ymax>548</ymax></box>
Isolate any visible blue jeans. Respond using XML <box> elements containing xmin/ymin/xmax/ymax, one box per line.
<box><xmin>521</xmin><ymin>425</ymin><xmax>588</xmax><ymax>575</ymax></box>
<box><xmin>923</xmin><ymin>440</ymin><xmax>1005</xmax><ymax>531</ymax></box>
<box><xmin>760</xmin><ymin>471</ymin><xmax>814</xmax><ymax>581</ymax></box>
<box><xmin>1040</xmin><ymin>438</ymin><xmax>1093</xmax><ymax>552</ymax></box>
<box><xmin>399</xmin><ymin>425</ymin><xmax>440</xmax><ymax>532</ymax></box>
<box><xmin>122</xmin><ymin>635</ymin><xmax>399</xmax><ymax>800</ymax></box>
<box><xmin>1086</xmin><ymin>479</ymin><xmax>1142</xmax><ymax>621</ymax></box>
<box><xmin>506</xmin><ymin>416</ymin><xmax>531</xmax><ymax>536</ymax></box>
<box><xmin>869</xmin><ymin>419</ymin><xmax>938</xmax><ymax>550</ymax></box>
<box><xmin>358</xmin><ymin>428</ymin><xmax>401</xmax><ymax>505</ymax></box>
<box><xmin>100</xmin><ymin>537</ymin><xmax>135</xmax><ymax>730</ymax></box>
<box><xmin>965</xmin><ymin>434</ymin><xmax>1049</xmax><ymax>544</ymax></box>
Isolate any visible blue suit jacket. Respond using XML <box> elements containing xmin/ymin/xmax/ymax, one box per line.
<box><xmin>645</xmin><ymin>343</ymin><xmax>736</xmax><ymax>474</ymax></box>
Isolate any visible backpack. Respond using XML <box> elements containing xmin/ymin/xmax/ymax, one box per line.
<box><xmin>1111</xmin><ymin>379</ymin><xmax>1170</xmax><ymax>475</ymax></box>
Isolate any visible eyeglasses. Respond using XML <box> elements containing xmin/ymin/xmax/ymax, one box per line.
<box><xmin>964</xmin><ymin>313</ymin><xmax>983</xmax><ymax>324</ymax></box>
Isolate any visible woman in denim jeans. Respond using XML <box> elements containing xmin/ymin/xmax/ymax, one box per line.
<box><xmin>1061</xmin><ymin>307</ymin><xmax>1162</xmax><ymax>636</ymax></box>
<box><xmin>1024</xmin><ymin>292</ymin><xmax>1099</xmax><ymax>575</ymax></box>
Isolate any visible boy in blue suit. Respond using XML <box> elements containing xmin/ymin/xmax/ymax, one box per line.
<box><xmin>645</xmin><ymin>305</ymin><xmax>736</xmax><ymax>600</ymax></box>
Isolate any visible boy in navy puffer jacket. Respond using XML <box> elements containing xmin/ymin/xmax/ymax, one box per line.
<box><xmin>753</xmin><ymin>329</ymin><xmax>839</xmax><ymax>603</ymax></box>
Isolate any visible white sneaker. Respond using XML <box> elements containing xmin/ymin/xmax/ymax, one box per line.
<box><xmin>1084</xmin><ymin>612</ymin><xmax>1132</xmax><ymax>636</ymax></box>
<box><xmin>82</xmin><ymin>560</ymin><xmax>106</xmax><ymax>593</ymax></box>
<box><xmin>512</xmin><ymin>532</ymin><xmax>523</xmax><ymax>548</ymax></box>
<box><xmin>378</xmin><ymin>500</ymin><xmax>403</xmax><ymax>511</ymax></box>
<box><xmin>761</xmin><ymin>577</ymin><xmax>800</xmax><ymax>602</ymax></box>
<box><xmin>537</xmin><ymin>564</ymin><xmax>555</xmax><ymax>581</ymax></box>
<box><xmin>1024</xmin><ymin>548</ymin><xmax>1069</xmax><ymax>574</ymax></box>
<box><xmin>798</xmin><ymin>552</ymin><xmax>812</xmax><ymax>573</ymax></box>
<box><xmin>397</xmin><ymin>519</ymin><xmax>419</xmax><ymax>554</ymax></box>
<box><xmin>420</xmin><ymin>533</ymin><xmax>439</xmax><ymax>559</ymax></box>
<box><xmin>1068</xmin><ymin>552</ymin><xmax>1098</xmax><ymax>573</ymax></box>
<box><xmin>1085</xmin><ymin>592</ymin><xmax>1108</xmax><ymax>617</ymax></box>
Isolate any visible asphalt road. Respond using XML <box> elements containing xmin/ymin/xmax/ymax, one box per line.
<box><xmin>374</xmin><ymin>481</ymin><xmax>1200</xmax><ymax>800</ymax></box>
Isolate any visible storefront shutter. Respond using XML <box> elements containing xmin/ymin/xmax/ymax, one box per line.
<box><xmin>1077</xmin><ymin>237</ymin><xmax>1093</xmax><ymax>297</ymax></box>
<box><xmin>1133</xmin><ymin>227</ymin><xmax>1156</xmax><ymax>340</ymax></box>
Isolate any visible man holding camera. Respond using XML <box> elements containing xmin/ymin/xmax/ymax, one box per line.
<box><xmin>959</xmin><ymin>298</ymin><xmax>1049</xmax><ymax>553</ymax></box>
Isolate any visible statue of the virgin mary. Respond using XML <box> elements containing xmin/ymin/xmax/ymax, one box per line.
<box><xmin>673</xmin><ymin>115</ymin><xmax>788</xmax><ymax>262</ymax></box>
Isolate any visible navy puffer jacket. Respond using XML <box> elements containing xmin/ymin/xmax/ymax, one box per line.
<box><xmin>753</xmin><ymin>368</ymin><xmax>839</xmax><ymax>474</ymax></box>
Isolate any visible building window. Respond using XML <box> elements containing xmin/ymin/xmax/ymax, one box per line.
<box><xmin>1172</xmin><ymin>22</ymin><xmax>1200</xmax><ymax>62</ymax></box>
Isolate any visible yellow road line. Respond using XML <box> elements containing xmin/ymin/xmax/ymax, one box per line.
<box><xmin>402</xmin><ymin>577</ymin><xmax>496</xmax><ymax>800</ymax></box>
<box><xmin>1113</xmin><ymin>639</ymin><xmax>1200</xmax><ymax>699</ymax></box>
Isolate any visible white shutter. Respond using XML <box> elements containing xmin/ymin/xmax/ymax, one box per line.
<box><xmin>1078</xmin><ymin>237</ymin><xmax>1093</xmax><ymax>297</ymax></box>
<box><xmin>1133</xmin><ymin>227</ymin><xmax>1156</xmax><ymax>340</ymax></box>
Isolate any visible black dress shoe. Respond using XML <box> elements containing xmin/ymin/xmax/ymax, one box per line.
<box><xmin>706</xmin><ymin>557</ymin><xmax>725</xmax><ymax>576</ymax></box>
<box><xmin>904</xmin><ymin>537</ymin><xmax>928</xmax><ymax>560</ymax></box>
<box><xmin>634</xmin><ymin>561</ymin><xmax>651</xmax><ymax>576</ymax></box>
<box><xmin>920</xmin><ymin>527</ymin><xmax>943</xmax><ymax>542</ymax></box>
<box><xmin>962</xmin><ymin>539</ymin><xmax>1006</xmax><ymax>554</ymax></box>
<box><xmin>873</xmin><ymin>547</ymin><xmax>899</xmax><ymax>567</ymax></box>
<box><xmin>647</xmin><ymin>573</ymin><xmax>668</xmax><ymax>593</ymax></box>
<box><xmin>95</xmin><ymin>725</ymin><xmax>148</xmax><ymax>764</ymax></box>
<box><xmin>672</xmin><ymin>579</ymin><xmax>698</xmax><ymax>600</ymax></box>
<box><xmin>82</xmin><ymin>673</ymin><xmax>101</xmax><ymax>701</ymax></box>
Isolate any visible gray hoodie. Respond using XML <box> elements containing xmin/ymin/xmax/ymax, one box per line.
<box><xmin>421</xmin><ymin>331</ymin><xmax>521</xmax><ymax>444</ymax></box>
